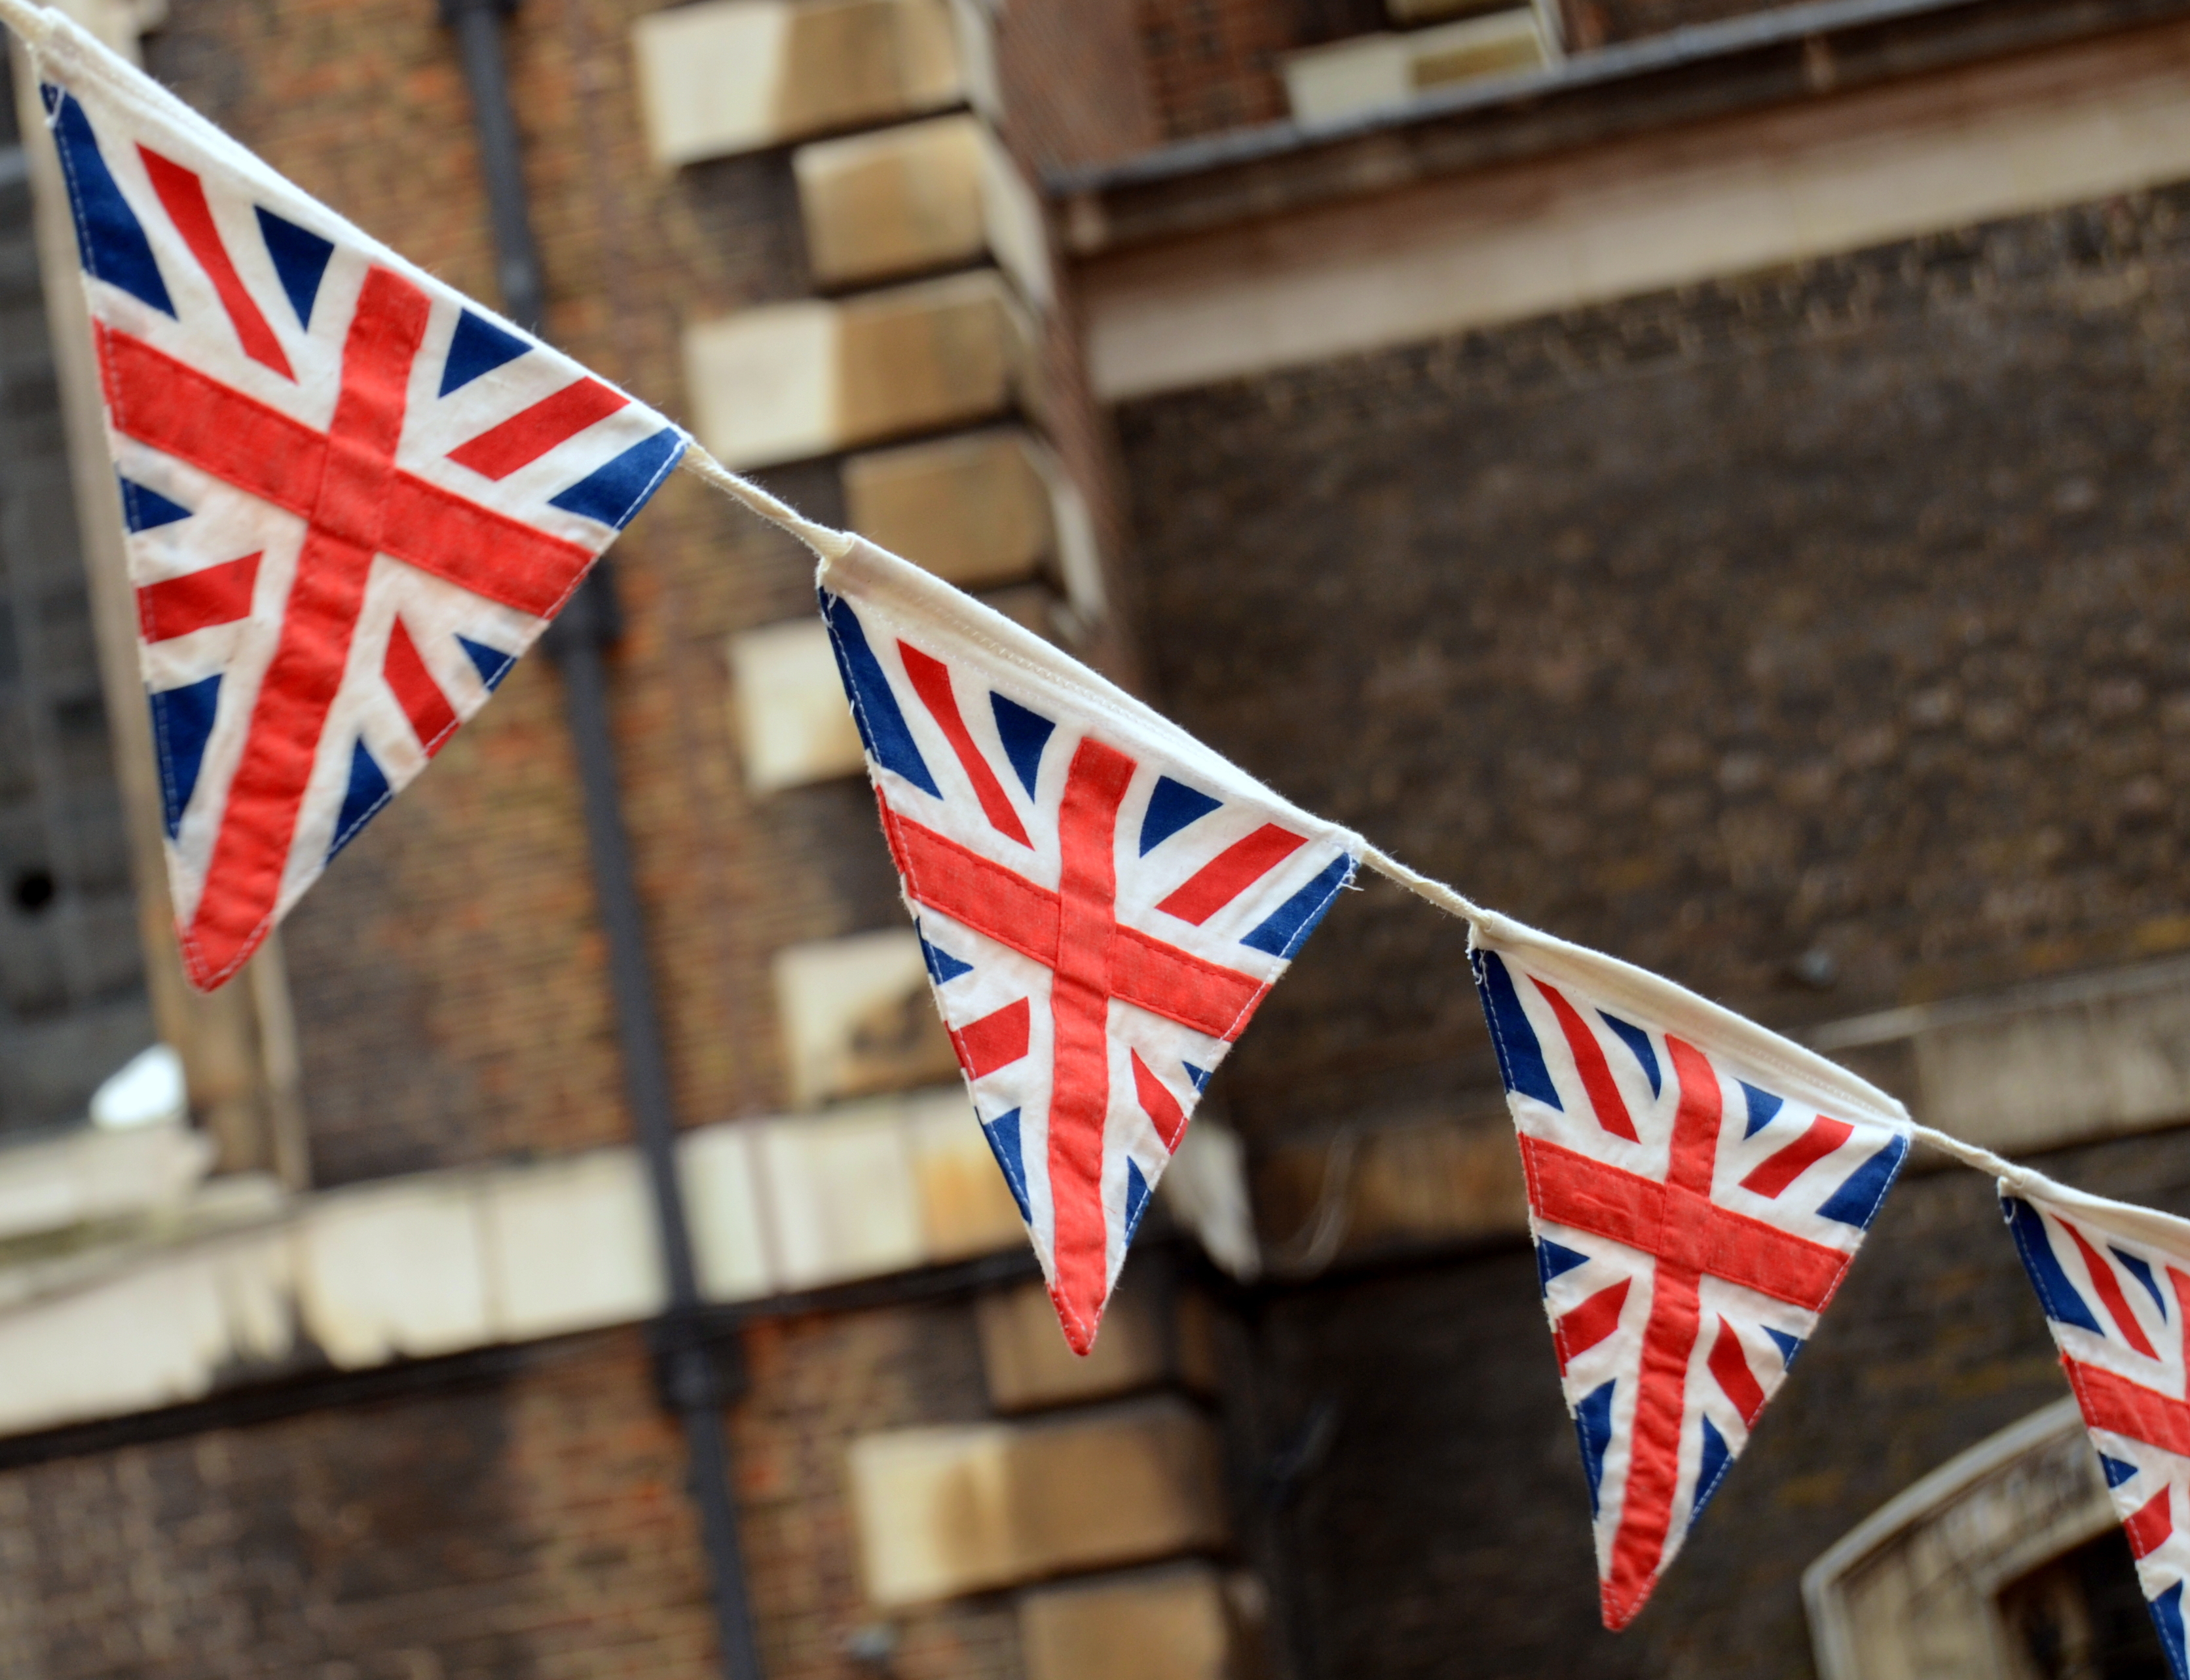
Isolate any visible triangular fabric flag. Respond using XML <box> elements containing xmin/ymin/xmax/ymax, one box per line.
<box><xmin>20</xmin><ymin>10</ymin><xmax>685</xmax><ymax>990</ymax></box>
<box><xmin>2000</xmin><ymin>1175</ymin><xmax>2190</xmax><ymax>1677</ymax></box>
<box><xmin>1468</xmin><ymin>912</ymin><xmax>1912</xmax><ymax>1628</ymax></box>
<box><xmin>816</xmin><ymin>537</ymin><xmax>1360</xmax><ymax>1354</ymax></box>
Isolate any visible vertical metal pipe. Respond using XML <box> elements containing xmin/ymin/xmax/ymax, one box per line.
<box><xmin>439</xmin><ymin>5</ymin><xmax>762</xmax><ymax>1675</ymax></box>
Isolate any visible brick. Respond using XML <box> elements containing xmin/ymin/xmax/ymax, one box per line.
<box><xmin>756</xmin><ymin>1098</ymin><xmax>925</xmax><ymax>1287</ymax></box>
<box><xmin>773</xmin><ymin>929</ymin><xmax>958</xmax><ymax>1109</ymax></box>
<box><xmin>795</xmin><ymin>113</ymin><xmax>1050</xmax><ymax>302</ymax></box>
<box><xmin>976</xmin><ymin>1276</ymin><xmax>1167</xmax><ymax>1412</ymax></box>
<box><xmin>1018</xmin><ymin>1564</ymin><xmax>1236</xmax><ymax>1680</ymax></box>
<box><xmin>728</xmin><ymin>617</ymin><xmax>865</xmax><ymax>793</ymax></box>
<box><xmin>634</xmin><ymin>0</ymin><xmax>963</xmax><ymax>168</ymax></box>
<box><xmin>847</xmin><ymin>1399</ymin><xmax>1228</xmax><ymax>1605</ymax></box>
<box><xmin>843</xmin><ymin>427</ymin><xmax>1054</xmax><ymax>589</ymax></box>
<box><xmin>684</xmin><ymin>271</ymin><xmax>1037</xmax><ymax>468</ymax></box>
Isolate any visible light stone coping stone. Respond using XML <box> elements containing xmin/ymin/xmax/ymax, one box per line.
<box><xmin>902</xmin><ymin>1085</ymin><xmax>1025</xmax><ymax>1261</ymax></box>
<box><xmin>945</xmin><ymin>0</ymin><xmax>1001</xmax><ymax>122</ymax></box>
<box><xmin>1085</xmin><ymin>27</ymin><xmax>2190</xmax><ymax>400</ymax></box>
<box><xmin>756</xmin><ymin>1096</ymin><xmax>926</xmax><ymax>1288</ymax></box>
<box><xmin>796</xmin><ymin>113</ymin><xmax>987</xmax><ymax>288</ymax></box>
<box><xmin>1280</xmin><ymin>9</ymin><xmax>1552</xmax><ymax>126</ymax></box>
<box><xmin>795</xmin><ymin>113</ymin><xmax>1049</xmax><ymax>303</ymax></box>
<box><xmin>1802</xmin><ymin>1398</ymin><xmax>2109</xmax><ymax>1680</ymax></box>
<box><xmin>1018</xmin><ymin>1562</ymin><xmax>1234</xmax><ymax>1680</ymax></box>
<box><xmin>479</xmin><ymin>1149</ymin><xmax>665</xmax><ymax>1341</ymax></box>
<box><xmin>680</xmin><ymin>1123</ymin><xmax>773</xmax><ymax>1301</ymax></box>
<box><xmin>0</xmin><ymin>1225</ymin><xmax>293</xmax><ymax>1437</ymax></box>
<box><xmin>726</xmin><ymin>616</ymin><xmax>864</xmax><ymax>793</ymax></box>
<box><xmin>976</xmin><ymin>1275</ymin><xmax>1166</xmax><ymax>1413</ymax></box>
<box><xmin>633</xmin><ymin>0</ymin><xmax>963</xmax><ymax>168</ymax></box>
<box><xmin>0</xmin><ymin>1116</ymin><xmax>213</xmax><ymax>1243</ymax></box>
<box><xmin>848</xmin><ymin>1398</ymin><xmax>1229</xmax><ymax>1606</ymax></box>
<box><xmin>843</xmin><ymin>426</ymin><xmax>1054</xmax><ymax>590</ymax></box>
<box><xmin>684</xmin><ymin>269</ymin><xmax>1035</xmax><ymax>469</ymax></box>
<box><xmin>773</xmin><ymin>927</ymin><xmax>959</xmax><ymax>1108</ymax></box>
<box><xmin>291</xmin><ymin>1175</ymin><xmax>491</xmax><ymax>1367</ymax></box>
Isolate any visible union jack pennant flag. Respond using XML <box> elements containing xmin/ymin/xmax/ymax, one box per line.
<box><xmin>817</xmin><ymin>538</ymin><xmax>1359</xmax><ymax>1353</ymax></box>
<box><xmin>2003</xmin><ymin>1177</ymin><xmax>2190</xmax><ymax>1677</ymax></box>
<box><xmin>1471</xmin><ymin>918</ymin><xmax>1911</xmax><ymax>1627</ymax></box>
<box><xmin>31</xmin><ymin>21</ymin><xmax>684</xmax><ymax>989</ymax></box>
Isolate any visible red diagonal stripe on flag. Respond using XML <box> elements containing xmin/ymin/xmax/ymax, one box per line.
<box><xmin>383</xmin><ymin>618</ymin><xmax>458</xmax><ymax>756</ymax></box>
<box><xmin>2060</xmin><ymin>1219</ymin><xmax>2160</xmax><ymax>1360</ymax></box>
<box><xmin>1156</xmin><ymin>823</ymin><xmax>1305</xmax><ymax>925</ymax></box>
<box><xmin>898</xmin><ymin>641</ymin><xmax>1031</xmax><ymax>846</ymax></box>
<box><xmin>137</xmin><ymin>146</ymin><xmax>294</xmax><ymax>381</ymax></box>
<box><xmin>138</xmin><ymin>552</ymin><xmax>259</xmax><ymax>642</ymax></box>
<box><xmin>1131</xmin><ymin>1049</ymin><xmax>1187</xmax><ymax>1152</ymax></box>
<box><xmin>1536</xmin><ymin>978</ymin><xmax>1641</xmax><ymax>1142</ymax></box>
<box><xmin>1739</xmin><ymin>1115</ymin><xmax>1854</xmax><ymax>1200</ymax></box>
<box><xmin>2066</xmin><ymin>1361</ymin><xmax>2190</xmax><ymax>1457</ymax></box>
<box><xmin>2126</xmin><ymin>1485</ymin><xmax>2174</xmax><ymax>1559</ymax></box>
<box><xmin>1555</xmin><ymin>1277</ymin><xmax>1629</xmax><ymax>1374</ymax></box>
<box><xmin>447</xmin><ymin>377</ymin><xmax>627</xmax><ymax>481</ymax></box>
<box><xmin>1707</xmin><ymin>1316</ymin><xmax>1767</xmax><ymax>1427</ymax></box>
<box><xmin>953</xmin><ymin>998</ymin><xmax>1031</xmax><ymax>1079</ymax></box>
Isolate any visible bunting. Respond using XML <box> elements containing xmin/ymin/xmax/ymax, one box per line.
<box><xmin>1470</xmin><ymin>914</ymin><xmax>1912</xmax><ymax>1626</ymax></box>
<box><xmin>816</xmin><ymin>536</ymin><xmax>1358</xmax><ymax>1353</ymax></box>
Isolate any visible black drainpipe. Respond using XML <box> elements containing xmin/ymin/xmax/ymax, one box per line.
<box><xmin>440</xmin><ymin>5</ymin><xmax>764</xmax><ymax>1676</ymax></box>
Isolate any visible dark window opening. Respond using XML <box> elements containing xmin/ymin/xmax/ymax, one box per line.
<box><xmin>2001</xmin><ymin>1526</ymin><xmax>2174</xmax><ymax>1680</ymax></box>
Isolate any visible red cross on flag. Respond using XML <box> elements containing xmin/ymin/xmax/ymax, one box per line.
<box><xmin>817</xmin><ymin>538</ymin><xmax>1360</xmax><ymax>1353</ymax></box>
<box><xmin>29</xmin><ymin>15</ymin><xmax>684</xmax><ymax>989</ymax></box>
<box><xmin>1470</xmin><ymin>913</ymin><xmax>1912</xmax><ymax>1628</ymax></box>
<box><xmin>2003</xmin><ymin>1176</ymin><xmax>2190</xmax><ymax>1677</ymax></box>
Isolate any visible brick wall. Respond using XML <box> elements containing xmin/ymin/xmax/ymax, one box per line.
<box><xmin>1115</xmin><ymin>186</ymin><xmax>2190</xmax><ymax>1149</ymax></box>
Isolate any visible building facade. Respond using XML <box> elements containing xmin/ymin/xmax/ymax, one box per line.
<box><xmin>0</xmin><ymin>0</ymin><xmax>2184</xmax><ymax>1676</ymax></box>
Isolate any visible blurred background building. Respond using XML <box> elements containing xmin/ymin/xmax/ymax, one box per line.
<box><xmin>0</xmin><ymin>0</ymin><xmax>2183</xmax><ymax>1674</ymax></box>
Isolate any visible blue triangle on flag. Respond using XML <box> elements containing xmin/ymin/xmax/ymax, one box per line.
<box><xmin>2102</xmin><ymin>1453</ymin><xmax>2141</xmax><ymax>1489</ymax></box>
<box><xmin>1243</xmin><ymin>853</ymin><xmax>1353</xmax><ymax>959</ymax></box>
<box><xmin>1739</xmin><ymin>1081</ymin><xmax>1785</xmax><ymax>1138</ymax></box>
<box><xmin>1124</xmin><ymin>1158</ymin><xmax>1152</xmax><ymax>1246</ymax></box>
<box><xmin>1599</xmin><ymin>1011</ymin><xmax>1661</xmax><ymax>1097</ymax></box>
<box><xmin>1692</xmin><ymin>1416</ymin><xmax>1734</xmax><ymax>1523</ymax></box>
<box><xmin>1817</xmin><ymin>1134</ymin><xmax>1908</xmax><ymax>1230</ymax></box>
<box><xmin>981</xmin><ymin>1110</ymin><xmax>1031</xmax><ymax>1223</ymax></box>
<box><xmin>328</xmin><ymin>739</ymin><xmax>391</xmax><ymax>859</ymax></box>
<box><xmin>1139</xmin><ymin>775</ymin><xmax>1220</xmax><ymax>855</ymax></box>
<box><xmin>147</xmin><ymin>675</ymin><xmax>221</xmax><ymax>838</ymax></box>
<box><xmin>439</xmin><ymin>308</ymin><xmax>530</xmax><ymax>396</ymax></box>
<box><xmin>989</xmin><ymin>693</ymin><xmax>1054</xmax><ymax>798</ymax></box>
<box><xmin>1765</xmin><ymin>1328</ymin><xmax>1804</xmax><ymax>1369</ymax></box>
<box><xmin>820</xmin><ymin>591</ymin><xmax>938</xmax><ymax>796</ymax></box>
<box><xmin>921</xmin><ymin>935</ymin><xmax>972</xmax><ymax>985</ymax></box>
<box><xmin>1475</xmin><ymin>950</ymin><xmax>1563</xmax><ymax>1112</ymax></box>
<box><xmin>548</xmin><ymin>428</ymin><xmax>686</xmax><ymax>530</ymax></box>
<box><xmin>458</xmin><ymin>635</ymin><xmax>516</xmax><ymax>691</ymax></box>
<box><xmin>2151</xmin><ymin>1580</ymin><xmax>2189</xmax><ymax>1680</ymax></box>
<box><xmin>43</xmin><ymin>88</ymin><xmax>174</xmax><ymax>316</ymax></box>
<box><xmin>119</xmin><ymin>477</ymin><xmax>191</xmax><ymax>532</ymax></box>
<box><xmin>1184</xmin><ymin>1062</ymin><xmax>1211</xmax><ymax>1092</ymax></box>
<box><xmin>254</xmin><ymin>207</ymin><xmax>335</xmax><ymax>329</ymax></box>
<box><xmin>2114</xmin><ymin>1246</ymin><xmax>2170</xmax><ymax>1320</ymax></box>
<box><xmin>1576</xmin><ymin>1380</ymin><xmax>1616</xmax><ymax>1518</ymax></box>
<box><xmin>2004</xmin><ymin>1197</ymin><xmax>2106</xmax><ymax>1334</ymax></box>
<box><xmin>1537</xmin><ymin>1239</ymin><xmax>1589</xmax><ymax>1296</ymax></box>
